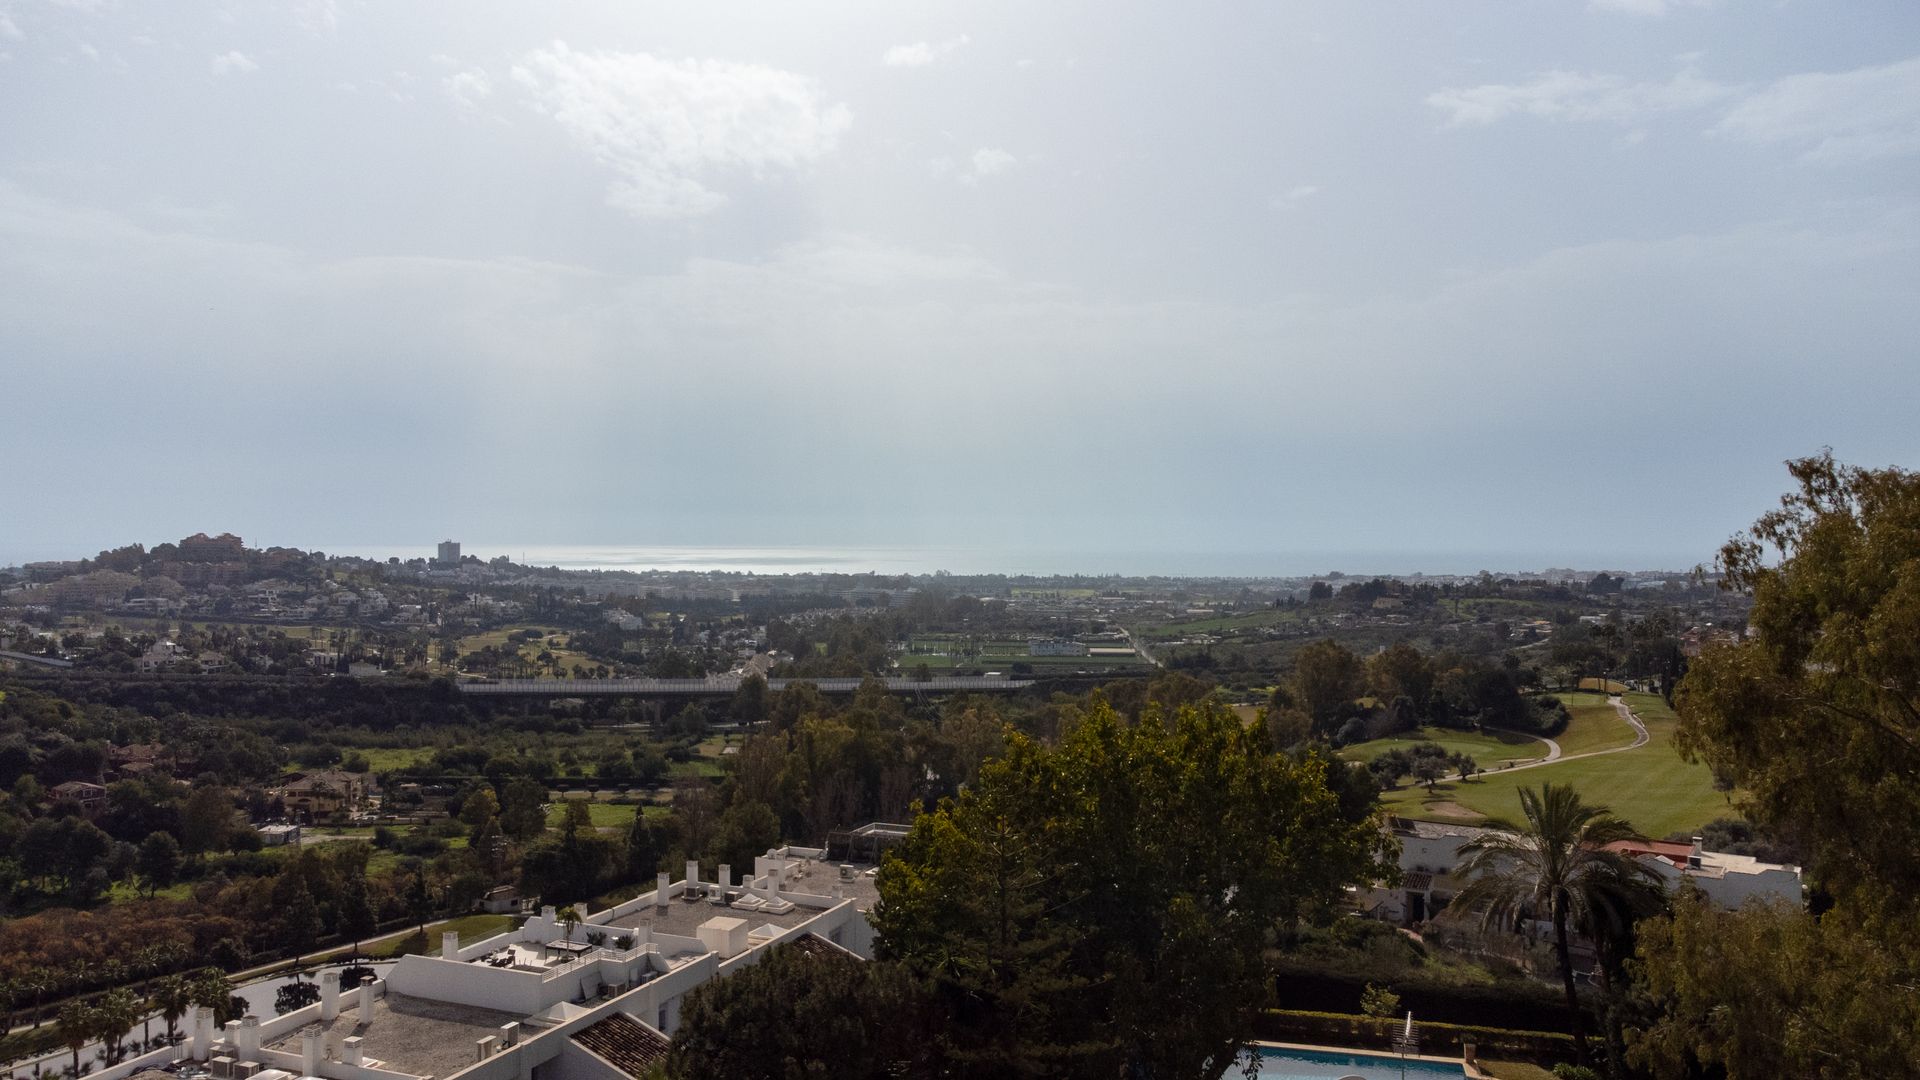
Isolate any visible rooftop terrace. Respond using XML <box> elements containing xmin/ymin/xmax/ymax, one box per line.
<box><xmin>265</xmin><ymin>994</ymin><xmax>523</xmax><ymax>1080</ymax></box>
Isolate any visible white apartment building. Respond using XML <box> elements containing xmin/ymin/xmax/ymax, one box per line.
<box><xmin>102</xmin><ymin>845</ymin><xmax>879</xmax><ymax>1080</ymax></box>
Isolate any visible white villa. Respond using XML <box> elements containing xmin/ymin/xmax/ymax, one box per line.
<box><xmin>106</xmin><ymin>845</ymin><xmax>879</xmax><ymax>1080</ymax></box>
<box><xmin>1363</xmin><ymin>817</ymin><xmax>1803</xmax><ymax>926</ymax></box>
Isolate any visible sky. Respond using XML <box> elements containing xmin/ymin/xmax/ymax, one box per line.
<box><xmin>3</xmin><ymin>1</ymin><xmax>1918</xmax><ymax>574</ymax></box>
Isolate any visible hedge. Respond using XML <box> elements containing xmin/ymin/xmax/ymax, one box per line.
<box><xmin>1271</xmin><ymin>966</ymin><xmax>1594</xmax><ymax>1033</ymax></box>
<box><xmin>1256</xmin><ymin>1009</ymin><xmax>1577</xmax><ymax>1064</ymax></box>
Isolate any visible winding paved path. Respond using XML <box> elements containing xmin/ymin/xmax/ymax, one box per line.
<box><xmin>1469</xmin><ymin>694</ymin><xmax>1647</xmax><ymax>781</ymax></box>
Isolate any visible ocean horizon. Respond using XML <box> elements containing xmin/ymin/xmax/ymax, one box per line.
<box><xmin>316</xmin><ymin>543</ymin><xmax>1701</xmax><ymax>580</ymax></box>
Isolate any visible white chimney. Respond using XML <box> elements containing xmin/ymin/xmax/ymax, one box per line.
<box><xmin>357</xmin><ymin>975</ymin><xmax>376</xmax><ymax>1019</ymax></box>
<box><xmin>685</xmin><ymin>860</ymin><xmax>701</xmax><ymax>894</ymax></box>
<box><xmin>1688</xmin><ymin>836</ymin><xmax>1704</xmax><ymax>869</ymax></box>
<box><xmin>193</xmin><ymin>1008</ymin><xmax>216</xmax><ymax>1061</ymax></box>
<box><xmin>540</xmin><ymin>904</ymin><xmax>557</xmax><ymax>924</ymax></box>
<box><xmin>300</xmin><ymin>1026</ymin><xmax>322</xmax><ymax>1076</ymax></box>
<box><xmin>237</xmin><ymin>1015</ymin><xmax>261</xmax><ymax>1060</ymax></box>
<box><xmin>183</xmin><ymin>1005</ymin><xmax>203</xmax><ymax>1060</ymax></box>
<box><xmin>717</xmin><ymin>864</ymin><xmax>731</xmax><ymax>890</ymax></box>
<box><xmin>498</xmin><ymin>1023</ymin><xmax>519</xmax><ymax>1048</ymax></box>
<box><xmin>320</xmin><ymin>970</ymin><xmax>340</xmax><ymax>1020</ymax></box>
<box><xmin>476</xmin><ymin>1035</ymin><xmax>499</xmax><ymax>1061</ymax></box>
<box><xmin>656</xmin><ymin>871</ymin><xmax>671</xmax><ymax>907</ymax></box>
<box><xmin>342</xmin><ymin>1036</ymin><xmax>364</xmax><ymax>1067</ymax></box>
<box><xmin>442</xmin><ymin>930</ymin><xmax>461</xmax><ymax>959</ymax></box>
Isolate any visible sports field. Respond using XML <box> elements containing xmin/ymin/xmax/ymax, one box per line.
<box><xmin>1338</xmin><ymin>727</ymin><xmax>1548</xmax><ymax>769</ymax></box>
<box><xmin>1383</xmin><ymin>693</ymin><xmax>1733</xmax><ymax>839</ymax></box>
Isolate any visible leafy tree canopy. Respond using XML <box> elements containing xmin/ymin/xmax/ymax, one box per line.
<box><xmin>874</xmin><ymin>697</ymin><xmax>1391</xmax><ymax>1078</ymax></box>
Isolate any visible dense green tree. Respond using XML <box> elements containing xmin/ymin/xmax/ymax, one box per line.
<box><xmin>1629</xmin><ymin>893</ymin><xmax>1920</xmax><ymax>1078</ymax></box>
<box><xmin>179</xmin><ymin>786</ymin><xmax>234</xmax><ymax>854</ymax></box>
<box><xmin>668</xmin><ymin>941</ymin><xmax>939</xmax><ymax>1079</ymax></box>
<box><xmin>337</xmin><ymin>872</ymin><xmax>377</xmax><ymax>956</ymax></box>
<box><xmin>498</xmin><ymin>779</ymin><xmax>548</xmax><ymax>842</ymax></box>
<box><xmin>1452</xmin><ymin>784</ymin><xmax>1661</xmax><ymax>1061</ymax></box>
<box><xmin>135</xmin><ymin>831</ymin><xmax>181</xmax><ymax>897</ymax></box>
<box><xmin>1290</xmin><ymin>639</ymin><xmax>1363</xmax><ymax>735</ymax></box>
<box><xmin>626</xmin><ymin>811</ymin><xmax>677</xmax><ymax>879</ymax></box>
<box><xmin>1628</xmin><ymin>453</ymin><xmax>1920</xmax><ymax>1079</ymax></box>
<box><xmin>710</xmin><ymin>800</ymin><xmax>780</xmax><ymax>872</ymax></box>
<box><xmin>876</xmin><ymin>698</ymin><xmax>1389</xmax><ymax>1078</ymax></box>
<box><xmin>1365</xmin><ymin>642</ymin><xmax>1435</xmax><ymax>707</ymax></box>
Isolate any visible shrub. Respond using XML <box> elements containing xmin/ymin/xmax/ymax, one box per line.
<box><xmin>1360</xmin><ymin>983</ymin><xmax>1400</xmax><ymax>1018</ymax></box>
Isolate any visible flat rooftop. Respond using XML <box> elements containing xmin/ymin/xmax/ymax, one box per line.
<box><xmin>604</xmin><ymin>857</ymin><xmax>880</xmax><ymax>940</ymax></box>
<box><xmin>266</xmin><ymin>993</ymin><xmax>523</xmax><ymax>1080</ymax></box>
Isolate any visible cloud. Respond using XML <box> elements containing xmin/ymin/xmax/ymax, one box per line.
<box><xmin>1714</xmin><ymin>55</ymin><xmax>1920</xmax><ymax>163</ymax></box>
<box><xmin>963</xmin><ymin>146</ymin><xmax>1016</xmax><ymax>183</ymax></box>
<box><xmin>210</xmin><ymin>50</ymin><xmax>258</xmax><ymax>76</ymax></box>
<box><xmin>295</xmin><ymin>0</ymin><xmax>338</xmax><ymax>35</ymax></box>
<box><xmin>511</xmin><ymin>41</ymin><xmax>851</xmax><ymax>220</ymax></box>
<box><xmin>1272</xmin><ymin>184</ymin><xmax>1319</xmax><ymax>210</ymax></box>
<box><xmin>443</xmin><ymin>68</ymin><xmax>492</xmax><ymax>110</ymax></box>
<box><xmin>0</xmin><ymin>13</ymin><xmax>20</xmax><ymax>40</ymax></box>
<box><xmin>1587</xmin><ymin>0</ymin><xmax>1713</xmax><ymax>15</ymax></box>
<box><xmin>882</xmin><ymin>34</ymin><xmax>969</xmax><ymax>68</ymax></box>
<box><xmin>1429</xmin><ymin>54</ymin><xmax>1920</xmax><ymax>166</ymax></box>
<box><xmin>1427</xmin><ymin>68</ymin><xmax>1731</xmax><ymax>127</ymax></box>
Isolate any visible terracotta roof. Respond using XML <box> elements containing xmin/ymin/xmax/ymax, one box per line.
<box><xmin>572</xmin><ymin>1012</ymin><xmax>670</xmax><ymax>1078</ymax></box>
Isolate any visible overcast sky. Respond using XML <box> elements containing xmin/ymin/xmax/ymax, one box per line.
<box><xmin>3</xmin><ymin>1</ymin><xmax>1918</xmax><ymax>573</ymax></box>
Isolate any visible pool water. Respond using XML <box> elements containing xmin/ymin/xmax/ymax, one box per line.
<box><xmin>1256</xmin><ymin>1046</ymin><xmax>1463</xmax><ymax>1079</ymax></box>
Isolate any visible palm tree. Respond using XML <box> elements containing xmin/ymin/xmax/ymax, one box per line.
<box><xmin>92</xmin><ymin>989</ymin><xmax>137</xmax><ymax>1065</ymax></box>
<box><xmin>56</xmin><ymin>1001</ymin><xmax>95</xmax><ymax>1078</ymax></box>
<box><xmin>153</xmin><ymin>975</ymin><xmax>191</xmax><ymax>1047</ymax></box>
<box><xmin>558</xmin><ymin>905</ymin><xmax>582</xmax><ymax>949</ymax></box>
<box><xmin>1451</xmin><ymin>783</ymin><xmax>1663</xmax><ymax>1059</ymax></box>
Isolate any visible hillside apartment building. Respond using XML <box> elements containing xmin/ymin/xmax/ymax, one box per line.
<box><xmin>102</xmin><ymin>844</ymin><xmax>877</xmax><ymax>1080</ymax></box>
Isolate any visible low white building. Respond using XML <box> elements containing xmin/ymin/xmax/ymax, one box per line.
<box><xmin>1364</xmin><ymin>818</ymin><xmax>1803</xmax><ymax>926</ymax></box>
<box><xmin>1605</xmin><ymin>836</ymin><xmax>1803</xmax><ymax>909</ymax></box>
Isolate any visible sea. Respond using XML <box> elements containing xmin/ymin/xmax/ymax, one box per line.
<box><xmin>322</xmin><ymin>544</ymin><xmax>1676</xmax><ymax>580</ymax></box>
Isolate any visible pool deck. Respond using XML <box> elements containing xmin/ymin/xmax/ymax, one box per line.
<box><xmin>1254</xmin><ymin>1040</ymin><xmax>1471</xmax><ymax>1073</ymax></box>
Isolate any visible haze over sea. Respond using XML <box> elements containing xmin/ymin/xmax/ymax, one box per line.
<box><xmin>327</xmin><ymin>544</ymin><xmax>1695</xmax><ymax>579</ymax></box>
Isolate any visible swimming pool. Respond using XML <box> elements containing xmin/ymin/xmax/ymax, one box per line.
<box><xmin>1256</xmin><ymin>1045</ymin><xmax>1464</xmax><ymax>1079</ymax></box>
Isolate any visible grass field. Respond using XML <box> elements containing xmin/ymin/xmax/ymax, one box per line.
<box><xmin>1549</xmin><ymin>692</ymin><xmax>1641</xmax><ymax>756</ymax></box>
<box><xmin>1339</xmin><ymin>726</ymin><xmax>1549</xmax><ymax>768</ymax></box>
<box><xmin>454</xmin><ymin>627</ymin><xmax>604</xmax><ymax>678</ymax></box>
<box><xmin>1136</xmin><ymin>608</ymin><xmax>1301</xmax><ymax>640</ymax></box>
<box><xmin>545</xmin><ymin>800</ymin><xmax>668</xmax><ymax>830</ymax></box>
<box><xmin>1384</xmin><ymin>692</ymin><xmax>1733</xmax><ymax>838</ymax></box>
<box><xmin>1577</xmin><ymin>677</ymin><xmax>1630</xmax><ymax>693</ymax></box>
<box><xmin>354</xmin><ymin>914</ymin><xmax>517</xmax><ymax>960</ymax></box>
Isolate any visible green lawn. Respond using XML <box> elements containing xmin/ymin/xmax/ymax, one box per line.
<box><xmin>546</xmin><ymin>800</ymin><xmax>656</xmax><ymax>830</ymax></box>
<box><xmin>1339</xmin><ymin>726</ymin><xmax>1549</xmax><ymax>768</ymax></box>
<box><xmin>1549</xmin><ymin>692</ymin><xmax>1641</xmax><ymax>756</ymax></box>
<box><xmin>1384</xmin><ymin>693</ymin><xmax>1734</xmax><ymax>838</ymax></box>
<box><xmin>355</xmin><ymin>747</ymin><xmax>431</xmax><ymax>772</ymax></box>
<box><xmin>356</xmin><ymin>914</ymin><xmax>518</xmax><ymax>959</ymax></box>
